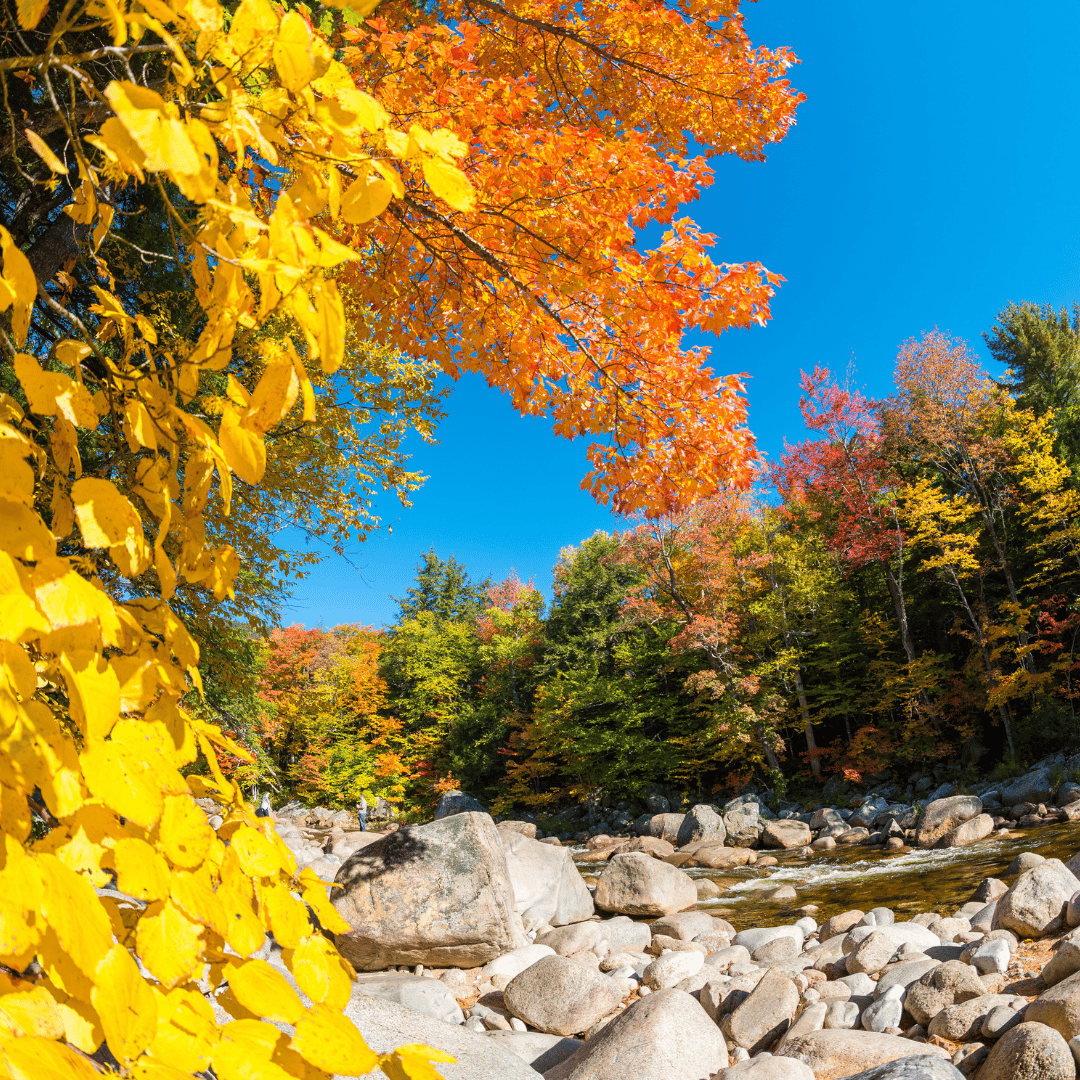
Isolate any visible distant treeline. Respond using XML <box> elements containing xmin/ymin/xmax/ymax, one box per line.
<box><xmin>198</xmin><ymin>303</ymin><xmax>1080</xmax><ymax>812</ymax></box>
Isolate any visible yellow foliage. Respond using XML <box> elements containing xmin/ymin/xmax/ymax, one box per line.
<box><xmin>0</xmin><ymin>0</ymin><xmax>462</xmax><ymax>1074</ymax></box>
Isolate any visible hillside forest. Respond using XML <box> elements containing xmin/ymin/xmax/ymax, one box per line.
<box><xmin>203</xmin><ymin>305</ymin><xmax>1080</xmax><ymax>815</ymax></box>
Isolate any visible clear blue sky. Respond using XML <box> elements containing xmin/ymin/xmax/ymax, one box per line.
<box><xmin>283</xmin><ymin>0</ymin><xmax>1080</xmax><ymax>629</ymax></box>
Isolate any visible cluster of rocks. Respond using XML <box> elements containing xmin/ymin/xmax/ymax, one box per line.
<box><xmin>197</xmin><ymin>793</ymin><xmax>1080</xmax><ymax>1079</ymax></box>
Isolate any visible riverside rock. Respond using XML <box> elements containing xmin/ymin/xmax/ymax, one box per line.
<box><xmin>536</xmin><ymin>916</ymin><xmax>651</xmax><ymax>958</ymax></box>
<box><xmin>725</xmin><ymin>967</ymin><xmax>800</xmax><ymax>1053</ymax></box>
<box><xmin>724</xmin><ymin>802</ymin><xmax>762</xmax><ymax>847</ymax></box>
<box><xmin>351</xmin><ymin>973</ymin><xmax>465</xmax><ymax>1024</ymax></box>
<box><xmin>333</xmin><ymin>811</ymin><xmax>526</xmax><ymax>970</ymax></box>
<box><xmin>502</xmin><ymin>830</ymin><xmax>595</xmax><ymax>929</ymax></box>
<box><xmin>642</xmin><ymin>949</ymin><xmax>704</xmax><ymax>990</ymax></box>
<box><xmin>937</xmin><ymin>813</ymin><xmax>994</xmax><ymax>848</ymax></box>
<box><xmin>926</xmin><ymin>993</ymin><xmax>1021</xmax><ymax>1042</ymax></box>
<box><xmin>904</xmin><ymin>961</ymin><xmax>985</xmax><ymax>1026</ymax></box>
<box><xmin>651</xmin><ymin>910</ymin><xmax>720</xmax><ymax>940</ymax></box>
<box><xmin>543</xmin><ymin>988</ymin><xmax>729</xmax><ymax>1080</ymax></box>
<box><xmin>1025</xmin><ymin>968</ymin><xmax>1080</xmax><ymax>1040</ymax></box>
<box><xmin>482</xmin><ymin>1030</ymin><xmax>583</xmax><ymax>1072</ymax></box>
<box><xmin>433</xmin><ymin>790</ymin><xmax>487</xmax><ymax>818</ymax></box>
<box><xmin>593</xmin><ymin>852</ymin><xmax>697</xmax><ymax>916</ymax></box>
<box><xmin>993</xmin><ymin>859</ymin><xmax>1080</xmax><ymax>937</ymax></box>
<box><xmin>503</xmin><ymin>955</ymin><xmax>625</xmax><ymax>1037</ymax></box>
<box><xmin>977</xmin><ymin>1020</ymin><xmax>1076</xmax><ymax>1080</ymax></box>
<box><xmin>645</xmin><ymin>813</ymin><xmax>687</xmax><ymax>845</ymax></box>
<box><xmin>676</xmin><ymin>803</ymin><xmax>727</xmax><ymax>847</ymax></box>
<box><xmin>827</xmin><ymin>1059</ymin><xmax>964</xmax><ymax>1080</ymax></box>
<box><xmin>776</xmin><ymin>1030</ymin><xmax>951</xmax><ymax>1080</ymax></box>
<box><xmin>715</xmin><ymin>1056</ymin><xmax>816</xmax><ymax>1079</ymax></box>
<box><xmin>914</xmin><ymin>796</ymin><xmax>983</xmax><ymax>848</ymax></box>
<box><xmin>678</xmin><ymin>842</ymin><xmax>756</xmax><ymax>869</ymax></box>
<box><xmin>761</xmin><ymin>819</ymin><xmax>812</xmax><ymax>849</ymax></box>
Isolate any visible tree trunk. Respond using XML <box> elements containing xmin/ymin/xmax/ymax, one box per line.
<box><xmin>793</xmin><ymin>666</ymin><xmax>822</xmax><ymax>779</ymax></box>
<box><xmin>882</xmin><ymin>563</ymin><xmax>917</xmax><ymax>666</ymax></box>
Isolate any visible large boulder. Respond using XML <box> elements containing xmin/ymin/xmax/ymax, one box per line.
<box><xmin>593</xmin><ymin>852</ymin><xmax>696</xmax><ymax>916</ymax></box>
<box><xmin>536</xmin><ymin>916</ymin><xmax>651</xmax><ymax>958</ymax></box>
<box><xmin>999</xmin><ymin>769</ymin><xmax>1055</xmax><ymax>807</ymax></box>
<box><xmin>993</xmin><ymin>859</ymin><xmax>1080</xmax><ymax>938</ymax></box>
<box><xmin>761</xmin><ymin>819</ymin><xmax>812</xmax><ymax>849</ymax></box>
<box><xmin>433</xmin><ymin>790</ymin><xmax>487</xmax><ymax>818</ymax></box>
<box><xmin>776</xmin><ymin>1030</ymin><xmax>950</xmax><ymax>1080</ymax></box>
<box><xmin>676</xmin><ymin>804</ymin><xmax>726</xmax><ymax>847</ymax></box>
<box><xmin>977</xmin><ymin>1020</ymin><xmax>1075</xmax><ymax>1080</ymax></box>
<box><xmin>937</xmin><ymin>813</ymin><xmax>994</xmax><ymax>848</ymax></box>
<box><xmin>914</xmin><ymin>796</ymin><xmax>983</xmax><ymax>848</ymax></box>
<box><xmin>1026</xmin><ymin>968</ymin><xmax>1080</xmax><ymax>1040</ymax></box>
<box><xmin>724</xmin><ymin>801</ymin><xmax>762</xmax><ymax>847</ymax></box>
<box><xmin>502</xmin><ymin>831</ymin><xmax>594</xmax><ymax>929</ymax></box>
<box><xmin>482</xmin><ymin>1030</ymin><xmax>582</xmax><ymax>1072</ymax></box>
<box><xmin>503</xmin><ymin>955</ymin><xmax>624</xmax><ymax>1037</ymax></box>
<box><xmin>333</xmin><ymin>811</ymin><xmax>526</xmax><ymax>970</ymax></box>
<box><xmin>351</xmin><ymin>973</ymin><xmax>464</xmax><ymax>1024</ymax></box>
<box><xmin>543</xmin><ymin>988</ymin><xmax>728</xmax><ymax>1080</ymax></box>
<box><xmin>343</xmin><ymin>992</ymin><xmax>539</xmax><ymax>1080</ymax></box>
<box><xmin>725</xmin><ymin>967</ymin><xmax>800</xmax><ymax>1052</ymax></box>
<box><xmin>645</xmin><ymin>813</ymin><xmax>686</xmax><ymax>845</ymax></box>
<box><xmin>676</xmin><ymin>841</ymin><xmax>756</xmax><ymax>869</ymax></box>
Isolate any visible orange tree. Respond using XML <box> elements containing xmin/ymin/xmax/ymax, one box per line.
<box><xmin>0</xmin><ymin>0</ymin><xmax>800</xmax><ymax>1074</ymax></box>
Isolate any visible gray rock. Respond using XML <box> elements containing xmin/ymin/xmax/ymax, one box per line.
<box><xmin>724</xmin><ymin>803</ymin><xmax>763</xmax><ymax>847</ymax></box>
<box><xmin>644</xmin><ymin>813</ymin><xmax>686</xmax><ymax>845</ymax></box>
<box><xmin>915</xmin><ymin>796</ymin><xmax>983</xmax><ymax>848</ymax></box>
<box><xmin>843</xmin><ymin>923</ymin><xmax>940</xmax><ymax>956</ymax></box>
<box><xmin>851</xmin><ymin>796</ymin><xmax>889</xmax><ymax>829</ymax></box>
<box><xmin>994</xmin><ymin>860</ymin><xmax>1080</xmax><ymax>938</ymax></box>
<box><xmin>536</xmin><ymin>916</ymin><xmax>651</xmax><ymax>958</ymax></box>
<box><xmin>642</xmin><ymin>949</ymin><xmax>704</xmax><ymax>990</ymax></box>
<box><xmin>333</xmin><ymin>811</ymin><xmax>526</xmax><ymax>970</ymax></box>
<box><xmin>433</xmin><ymin>790</ymin><xmax>488</xmax><ymax>818</ymax></box>
<box><xmin>1006</xmin><ymin>851</ymin><xmax>1046</xmax><ymax>876</ymax></box>
<box><xmin>502</xmin><ymin>830</ymin><xmax>595</xmax><ymax>929</ymax></box>
<box><xmin>927</xmin><ymin>994</ymin><xmax>1022</xmax><ymax>1042</ymax></box>
<box><xmin>645</xmin><ymin>792</ymin><xmax>670</xmax><ymax>814</ymax></box>
<box><xmin>830</xmin><ymin>1058</ymin><xmax>965</xmax><ymax>1080</ymax></box>
<box><xmin>343</xmin><ymin>992</ymin><xmax>539</xmax><ymax>1080</ymax></box>
<box><xmin>969</xmin><ymin>938</ymin><xmax>1010</xmax><ymax>975</ymax></box>
<box><xmin>651</xmin><ymin>910</ymin><xmax>719</xmax><ymax>940</ymax></box>
<box><xmin>542</xmin><ymin>988</ymin><xmax>728</xmax><ymax>1080</ymax></box>
<box><xmin>821</xmin><ymin>911</ymin><xmax>865</xmax><ymax>939</ymax></box>
<box><xmin>999</xmin><ymin>769</ymin><xmax>1055</xmax><ymax>807</ymax></box>
<box><xmin>762</xmin><ymin>819</ymin><xmax>812</xmax><ymax>849</ymax></box>
<box><xmin>714</xmin><ymin>1055</ymin><xmax>815</xmax><ymax>1079</ymax></box>
<box><xmin>483</xmin><ymin>943</ymin><xmax>557</xmax><ymax>981</ymax></box>
<box><xmin>1058</xmin><ymin>783</ymin><xmax>1080</xmax><ymax>808</ymax></box>
<box><xmin>875</xmin><ymin>959</ymin><xmax>939</xmax><ymax>998</ymax></box>
<box><xmin>676</xmin><ymin>804</ymin><xmax>726</xmax><ymax>847</ymax></box>
<box><xmin>776</xmin><ymin>1030</ymin><xmax>951</xmax><ymax>1078</ymax></box>
<box><xmin>972</xmin><ymin>878</ymin><xmax>1008</xmax><ymax>903</ymax></box>
<box><xmin>848</xmin><ymin>931</ymin><xmax>899</xmax><ymax>976</ymax></box>
<box><xmin>1026</xmin><ymin>969</ymin><xmax>1080</xmax><ymax>1041</ymax></box>
<box><xmin>593</xmin><ymin>853</ymin><xmax>696</xmax><ymax>916</ymax></box>
<box><xmin>777</xmin><ymin>1001</ymin><xmax>828</xmax><ymax>1049</ymax></box>
<box><xmin>733</xmin><ymin>925</ymin><xmax>804</xmax><ymax>953</ymax></box>
<box><xmin>726</xmin><ymin>967</ymin><xmax>800</xmax><ymax>1053</ymax></box>
<box><xmin>811</xmin><ymin>808</ymin><xmax>846</xmax><ymax>831</ymax></box>
<box><xmin>352</xmin><ymin>972</ymin><xmax>465</xmax><ymax>1025</ymax></box>
<box><xmin>905</xmin><ymin>961</ymin><xmax>985</xmax><ymax>1027</ymax></box>
<box><xmin>977</xmin><ymin>1020</ymin><xmax>1076</xmax><ymax>1080</ymax></box>
<box><xmin>483</xmin><ymin>1030</ymin><xmax>582</xmax><ymax>1072</ymax></box>
<box><xmin>938</xmin><ymin>814</ymin><xmax>994</xmax><ymax>848</ymax></box>
<box><xmin>861</xmin><ymin>985</ymin><xmax>905</xmax><ymax>1032</ymax></box>
<box><xmin>503</xmin><ymin>955</ymin><xmax>624</xmax><ymax>1036</ymax></box>
<box><xmin>752</xmin><ymin>935</ymin><xmax>799</xmax><ymax>963</ymax></box>
<box><xmin>982</xmin><ymin>1005</ymin><xmax>1023</xmax><ymax>1039</ymax></box>
<box><xmin>865</xmin><ymin>907</ymin><xmax>897</xmax><ymax>927</ymax></box>
<box><xmin>823</xmin><ymin>1000</ymin><xmax>860</xmax><ymax>1029</ymax></box>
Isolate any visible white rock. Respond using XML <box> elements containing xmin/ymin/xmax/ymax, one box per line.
<box><xmin>861</xmin><ymin>985</ymin><xmax>905</xmax><ymax>1032</ymax></box>
<box><xmin>823</xmin><ymin>1000</ymin><xmax>861</xmax><ymax>1029</ymax></box>
<box><xmin>643</xmin><ymin>949</ymin><xmax>704</xmax><ymax>991</ymax></box>
<box><xmin>970</xmin><ymin>938</ymin><xmax>1011</xmax><ymax>975</ymax></box>
<box><xmin>482</xmin><ymin>943</ymin><xmax>556</xmax><ymax>981</ymax></box>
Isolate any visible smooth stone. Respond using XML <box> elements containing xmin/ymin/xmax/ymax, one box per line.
<box><xmin>343</xmin><ymin>992</ymin><xmax>538</xmax><ymax>1080</ymax></box>
<box><xmin>351</xmin><ymin>973</ymin><xmax>465</xmax><ymax>1025</ymax></box>
<box><xmin>503</xmin><ymin>831</ymin><xmax>596</xmax><ymax>929</ymax></box>
<box><xmin>542</xmin><ymin>987</ymin><xmax>728</xmax><ymax>1080</ymax></box>
<box><xmin>842</xmin><ymin>923</ymin><xmax>940</xmax><ymax>956</ymax></box>
<box><xmin>969</xmin><ymin>938</ymin><xmax>1010</xmax><ymax>975</ymax></box>
<box><xmin>994</xmin><ymin>860</ymin><xmax>1080</xmax><ymax>938</ymax></box>
<box><xmin>848</xmin><ymin>932</ymin><xmax>899</xmax><ymax>976</ymax></box>
<box><xmin>874</xmin><ymin>959</ymin><xmax>938</xmax><ymax>998</ymax></box>
<box><xmin>644</xmin><ymin>812</ymin><xmax>687</xmax><ymax>846</ymax></box>
<box><xmin>433</xmin><ymin>790</ymin><xmax>487</xmax><ymax>818</ymax></box>
<box><xmin>937</xmin><ymin>814</ymin><xmax>994</xmax><ymax>848</ymax></box>
<box><xmin>650</xmin><ymin>911</ymin><xmax>719</xmax><ymax>941</ymax></box>
<box><xmin>1027</xmin><ymin>969</ymin><xmax>1080</xmax><ymax>1040</ymax></box>
<box><xmin>821</xmin><ymin>911</ymin><xmax>865</xmax><ymax>939</ymax></box>
<box><xmin>927</xmin><ymin>993</ymin><xmax>1023</xmax><ymax>1042</ymax></box>
<box><xmin>914</xmin><ymin>796</ymin><xmax>983</xmax><ymax>848</ymax></box>
<box><xmin>482</xmin><ymin>1030</ymin><xmax>583</xmax><ymax>1072</ymax></box>
<box><xmin>776</xmin><ymin>1030</ymin><xmax>950</xmax><ymax>1080</ymax></box>
<box><xmin>676</xmin><ymin>804</ymin><xmax>727</xmax><ymax>847</ymax></box>
<box><xmin>1006</xmin><ymin>851</ymin><xmax>1046</xmax><ymax>876</ymax></box>
<box><xmin>904</xmin><ymin>961</ymin><xmax>985</xmax><ymax>1027</ymax></box>
<box><xmin>642</xmin><ymin>949</ymin><xmax>704</xmax><ymax>991</ymax></box>
<box><xmin>503</xmin><ymin>955</ymin><xmax>624</xmax><ymax>1037</ymax></box>
<box><xmin>752</xmin><ymin>936</ymin><xmax>798</xmax><ymax>964</ymax></box>
<box><xmin>714</xmin><ymin>1054</ymin><xmax>815</xmax><ymax>1079</ymax></box>
<box><xmin>725</xmin><ymin>967</ymin><xmax>800</xmax><ymax>1053</ymax></box>
<box><xmin>982</xmin><ymin>1005</ymin><xmax>1023</xmax><ymax>1039</ymax></box>
<box><xmin>829</xmin><ymin>1058</ymin><xmax>965</xmax><ymax>1079</ymax></box>
<box><xmin>594</xmin><ymin>853</ymin><xmax>697</xmax><ymax>916</ymax></box>
<box><xmin>678</xmin><ymin>842</ymin><xmax>757</xmax><ymax>870</ymax></box>
<box><xmin>762</xmin><ymin>819</ymin><xmax>812</xmax><ymax>849</ymax></box>
<box><xmin>862</xmin><ymin>985</ymin><xmax>905</xmax><ymax>1032</ymax></box>
<box><xmin>536</xmin><ymin>916</ymin><xmax>651</xmax><ymax>959</ymax></box>
<box><xmin>823</xmin><ymin>1000</ymin><xmax>861</xmax><ymax>1030</ymax></box>
<box><xmin>777</xmin><ymin>1001</ymin><xmax>828</xmax><ymax>1049</ymax></box>
<box><xmin>977</xmin><ymin>1020</ymin><xmax>1076</xmax><ymax>1080</ymax></box>
<box><xmin>733</xmin><ymin>925</ymin><xmax>804</xmax><ymax>953</ymax></box>
<box><xmin>483</xmin><ymin>943</ymin><xmax>557</xmax><ymax>981</ymax></box>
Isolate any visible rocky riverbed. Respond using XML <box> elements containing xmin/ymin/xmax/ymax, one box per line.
<box><xmin>177</xmin><ymin>764</ymin><xmax>1080</xmax><ymax>1080</ymax></box>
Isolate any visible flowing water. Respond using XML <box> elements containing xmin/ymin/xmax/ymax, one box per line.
<box><xmin>576</xmin><ymin>821</ymin><xmax>1080</xmax><ymax>931</ymax></box>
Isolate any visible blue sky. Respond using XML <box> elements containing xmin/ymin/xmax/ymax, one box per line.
<box><xmin>283</xmin><ymin>0</ymin><xmax>1080</xmax><ymax>629</ymax></box>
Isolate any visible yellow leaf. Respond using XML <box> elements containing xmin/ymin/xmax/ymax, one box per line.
<box><xmin>1</xmin><ymin>700</ymin><xmax>85</xmax><ymax>818</ymax></box>
<box><xmin>261</xmin><ymin>882</ymin><xmax>311</xmax><ymax>949</ymax></box>
<box><xmin>378</xmin><ymin>1044</ymin><xmax>456</xmax><ymax>1080</ymax></box>
<box><xmin>0</xmin><ymin>229</ymin><xmax>37</xmax><ymax>347</ymax></box>
<box><xmin>146</xmin><ymin>986</ymin><xmax>219</xmax><ymax>1074</ymax></box>
<box><xmin>124</xmin><ymin>396</ymin><xmax>158</xmax><ymax>451</ymax></box>
<box><xmin>24</xmin><ymin>130</ymin><xmax>67</xmax><ymax>173</ymax></box>
<box><xmin>213</xmin><ymin>1021</ymin><xmax>295</xmax><ymax>1080</ymax></box>
<box><xmin>72</xmin><ymin>477</ymin><xmax>152</xmax><ymax>578</ymax></box>
<box><xmin>274</xmin><ymin>12</ymin><xmax>315</xmax><ymax>92</ymax></box>
<box><xmin>225</xmin><ymin>958</ymin><xmax>304</xmax><ymax>1024</ymax></box>
<box><xmin>0</xmin><ymin>846</ymin><xmax>42</xmax><ymax>961</ymax></box>
<box><xmin>0</xmin><ymin>972</ymin><xmax>64</xmax><ymax>1039</ymax></box>
<box><xmin>136</xmin><ymin>899</ymin><xmax>205</xmax><ymax>989</ymax></box>
<box><xmin>290</xmin><ymin>1003</ymin><xmax>377</xmax><ymax>1076</ymax></box>
<box><xmin>104</xmin><ymin>81</ymin><xmax>201</xmax><ymax>176</ymax></box>
<box><xmin>31</xmin><ymin>557</ymin><xmax>122</xmax><ymax>642</ymax></box>
<box><xmin>16</xmin><ymin>0</ymin><xmax>48</xmax><ymax>28</ymax></box>
<box><xmin>0</xmin><ymin>500</ymin><xmax>55</xmax><ymax>564</ymax></box>
<box><xmin>0</xmin><ymin>550</ymin><xmax>49</xmax><ymax>638</ymax></box>
<box><xmin>286</xmin><ymin>934</ymin><xmax>351</xmax><ymax>1010</ymax></box>
<box><xmin>51</xmin><ymin>990</ymin><xmax>104</xmax><ymax>1053</ymax></box>
<box><xmin>36</xmin><ymin>853</ymin><xmax>112</xmax><ymax>977</ymax></box>
<box><xmin>297</xmin><ymin>867</ymin><xmax>351</xmax><ymax>934</ymax></box>
<box><xmin>247</xmin><ymin>356</ymin><xmax>299</xmax><ymax>435</ymax></box>
<box><xmin>169</xmin><ymin>868</ymin><xmax>226</xmax><ymax>934</ymax></box>
<box><xmin>80</xmin><ymin>739</ymin><xmax>164</xmax><ymax>828</ymax></box>
<box><xmin>217</xmin><ymin>879</ymin><xmax>266</xmax><ymax>957</ymax></box>
<box><xmin>92</xmin><ymin>943</ymin><xmax>158</xmax><ymax>1065</ymax></box>
<box><xmin>60</xmin><ymin>651</ymin><xmax>120</xmax><ymax>743</ymax></box>
<box><xmin>421</xmin><ymin>156</ymin><xmax>475</xmax><ymax>212</ymax></box>
<box><xmin>340</xmin><ymin>172</ymin><xmax>393</xmax><ymax>225</ymax></box>
<box><xmin>113</xmin><ymin>837</ymin><xmax>171</xmax><ymax>901</ymax></box>
<box><xmin>12</xmin><ymin>353</ymin><xmax>98</xmax><ymax>428</ymax></box>
<box><xmin>0</xmin><ymin>1035</ymin><xmax>100</xmax><ymax>1080</ymax></box>
<box><xmin>229</xmin><ymin>824</ymin><xmax>281</xmax><ymax>877</ymax></box>
<box><xmin>159</xmin><ymin>792</ymin><xmax>213</xmax><ymax>868</ymax></box>
<box><xmin>219</xmin><ymin>411</ymin><xmax>266</xmax><ymax>484</ymax></box>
